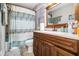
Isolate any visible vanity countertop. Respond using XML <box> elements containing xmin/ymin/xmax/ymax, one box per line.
<box><xmin>34</xmin><ymin>31</ymin><xmax>79</xmax><ymax>40</ymax></box>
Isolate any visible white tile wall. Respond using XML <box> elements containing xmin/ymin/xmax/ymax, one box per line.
<box><xmin>0</xmin><ymin>11</ymin><xmax>5</xmax><ymax>56</ymax></box>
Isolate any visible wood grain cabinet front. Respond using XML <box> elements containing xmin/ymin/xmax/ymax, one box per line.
<box><xmin>33</xmin><ymin>32</ymin><xmax>79</xmax><ymax>56</ymax></box>
<box><xmin>55</xmin><ymin>47</ymin><xmax>75</xmax><ymax>56</ymax></box>
<box><xmin>38</xmin><ymin>41</ymin><xmax>56</xmax><ymax>56</ymax></box>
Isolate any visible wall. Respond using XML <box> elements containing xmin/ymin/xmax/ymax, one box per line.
<box><xmin>35</xmin><ymin>4</ymin><xmax>46</xmax><ymax>30</ymax></box>
<box><xmin>36</xmin><ymin>4</ymin><xmax>54</xmax><ymax>31</ymax></box>
<box><xmin>36</xmin><ymin>3</ymin><xmax>76</xmax><ymax>31</ymax></box>
<box><xmin>0</xmin><ymin>11</ymin><xmax>5</xmax><ymax>56</ymax></box>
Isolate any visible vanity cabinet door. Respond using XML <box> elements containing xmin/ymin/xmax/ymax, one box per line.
<box><xmin>33</xmin><ymin>36</ymin><xmax>39</xmax><ymax>56</ymax></box>
<box><xmin>38</xmin><ymin>40</ymin><xmax>56</xmax><ymax>56</ymax></box>
<box><xmin>37</xmin><ymin>40</ymin><xmax>46</xmax><ymax>56</ymax></box>
<box><xmin>44</xmin><ymin>41</ymin><xmax>56</xmax><ymax>56</ymax></box>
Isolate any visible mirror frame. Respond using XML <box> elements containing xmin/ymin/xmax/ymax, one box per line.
<box><xmin>45</xmin><ymin>3</ymin><xmax>68</xmax><ymax>28</ymax></box>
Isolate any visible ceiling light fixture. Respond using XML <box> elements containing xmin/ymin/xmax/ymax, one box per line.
<box><xmin>46</xmin><ymin>3</ymin><xmax>60</xmax><ymax>10</ymax></box>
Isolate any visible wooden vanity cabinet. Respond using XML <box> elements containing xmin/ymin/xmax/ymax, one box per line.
<box><xmin>33</xmin><ymin>32</ymin><xmax>56</xmax><ymax>56</ymax></box>
<box><xmin>33</xmin><ymin>32</ymin><xmax>79</xmax><ymax>56</ymax></box>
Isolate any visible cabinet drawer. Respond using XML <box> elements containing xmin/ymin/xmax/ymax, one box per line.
<box><xmin>46</xmin><ymin>35</ymin><xmax>78</xmax><ymax>53</ymax></box>
<box><xmin>55</xmin><ymin>47</ymin><xmax>75</xmax><ymax>56</ymax></box>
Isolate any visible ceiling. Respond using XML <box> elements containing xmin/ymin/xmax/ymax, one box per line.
<box><xmin>11</xmin><ymin>3</ymin><xmax>41</xmax><ymax>11</ymax></box>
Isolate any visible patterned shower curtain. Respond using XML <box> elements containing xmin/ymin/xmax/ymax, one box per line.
<box><xmin>10</xmin><ymin>11</ymin><xmax>35</xmax><ymax>33</ymax></box>
<box><xmin>9</xmin><ymin>10</ymin><xmax>35</xmax><ymax>47</ymax></box>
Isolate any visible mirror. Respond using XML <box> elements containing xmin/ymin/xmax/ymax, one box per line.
<box><xmin>48</xmin><ymin>14</ymin><xmax>62</xmax><ymax>24</ymax></box>
<box><xmin>46</xmin><ymin>3</ymin><xmax>75</xmax><ymax>29</ymax></box>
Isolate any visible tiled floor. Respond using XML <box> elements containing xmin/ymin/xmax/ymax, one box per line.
<box><xmin>5</xmin><ymin>47</ymin><xmax>21</xmax><ymax>56</ymax></box>
<box><xmin>20</xmin><ymin>45</ymin><xmax>34</xmax><ymax>56</ymax></box>
<box><xmin>5</xmin><ymin>45</ymin><xmax>33</xmax><ymax>56</ymax></box>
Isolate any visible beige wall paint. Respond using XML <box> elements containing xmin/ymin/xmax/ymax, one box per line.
<box><xmin>35</xmin><ymin>4</ymin><xmax>46</xmax><ymax>30</ymax></box>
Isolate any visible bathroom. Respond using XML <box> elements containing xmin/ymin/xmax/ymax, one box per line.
<box><xmin>0</xmin><ymin>3</ymin><xmax>79</xmax><ymax>56</ymax></box>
